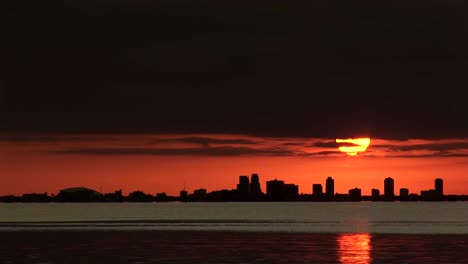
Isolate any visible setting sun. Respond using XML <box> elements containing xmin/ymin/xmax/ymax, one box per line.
<box><xmin>336</xmin><ymin>138</ymin><xmax>371</xmax><ymax>156</ymax></box>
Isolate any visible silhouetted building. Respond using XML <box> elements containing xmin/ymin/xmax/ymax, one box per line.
<box><xmin>384</xmin><ymin>177</ymin><xmax>394</xmax><ymax>201</ymax></box>
<box><xmin>104</xmin><ymin>189</ymin><xmax>123</xmax><ymax>202</ymax></box>
<box><xmin>249</xmin><ymin>173</ymin><xmax>263</xmax><ymax>200</ymax></box>
<box><xmin>206</xmin><ymin>189</ymin><xmax>237</xmax><ymax>202</ymax></box>
<box><xmin>312</xmin><ymin>184</ymin><xmax>323</xmax><ymax>200</ymax></box>
<box><xmin>421</xmin><ymin>189</ymin><xmax>436</xmax><ymax>201</ymax></box>
<box><xmin>193</xmin><ymin>189</ymin><xmax>207</xmax><ymax>201</ymax></box>
<box><xmin>266</xmin><ymin>179</ymin><xmax>298</xmax><ymax>201</ymax></box>
<box><xmin>237</xmin><ymin>176</ymin><xmax>250</xmax><ymax>200</ymax></box>
<box><xmin>348</xmin><ymin>188</ymin><xmax>361</xmax><ymax>201</ymax></box>
<box><xmin>56</xmin><ymin>187</ymin><xmax>103</xmax><ymax>202</ymax></box>
<box><xmin>0</xmin><ymin>195</ymin><xmax>20</xmax><ymax>202</ymax></box>
<box><xmin>21</xmin><ymin>193</ymin><xmax>49</xmax><ymax>202</ymax></box>
<box><xmin>284</xmin><ymin>184</ymin><xmax>299</xmax><ymax>201</ymax></box>
<box><xmin>155</xmin><ymin>192</ymin><xmax>168</xmax><ymax>202</ymax></box>
<box><xmin>266</xmin><ymin>179</ymin><xmax>285</xmax><ymax>201</ymax></box>
<box><xmin>334</xmin><ymin>193</ymin><xmax>350</xmax><ymax>202</ymax></box>
<box><xmin>325</xmin><ymin>177</ymin><xmax>335</xmax><ymax>200</ymax></box>
<box><xmin>435</xmin><ymin>178</ymin><xmax>443</xmax><ymax>199</ymax></box>
<box><xmin>371</xmin><ymin>188</ymin><xmax>380</xmax><ymax>197</ymax></box>
<box><xmin>399</xmin><ymin>188</ymin><xmax>409</xmax><ymax>201</ymax></box>
<box><xmin>127</xmin><ymin>190</ymin><xmax>153</xmax><ymax>202</ymax></box>
<box><xmin>180</xmin><ymin>190</ymin><xmax>188</xmax><ymax>202</ymax></box>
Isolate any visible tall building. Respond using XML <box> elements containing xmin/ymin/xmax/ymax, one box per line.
<box><xmin>371</xmin><ymin>188</ymin><xmax>380</xmax><ymax>201</ymax></box>
<box><xmin>384</xmin><ymin>177</ymin><xmax>394</xmax><ymax>200</ymax></box>
<box><xmin>348</xmin><ymin>188</ymin><xmax>361</xmax><ymax>201</ymax></box>
<box><xmin>399</xmin><ymin>188</ymin><xmax>409</xmax><ymax>201</ymax></box>
<box><xmin>249</xmin><ymin>173</ymin><xmax>263</xmax><ymax>200</ymax></box>
<box><xmin>284</xmin><ymin>184</ymin><xmax>299</xmax><ymax>201</ymax></box>
<box><xmin>371</xmin><ymin>188</ymin><xmax>380</xmax><ymax>197</ymax></box>
<box><xmin>325</xmin><ymin>177</ymin><xmax>335</xmax><ymax>200</ymax></box>
<box><xmin>266</xmin><ymin>179</ymin><xmax>285</xmax><ymax>201</ymax></box>
<box><xmin>266</xmin><ymin>179</ymin><xmax>298</xmax><ymax>201</ymax></box>
<box><xmin>237</xmin><ymin>176</ymin><xmax>250</xmax><ymax>196</ymax></box>
<box><xmin>435</xmin><ymin>178</ymin><xmax>443</xmax><ymax>198</ymax></box>
<box><xmin>312</xmin><ymin>184</ymin><xmax>323</xmax><ymax>198</ymax></box>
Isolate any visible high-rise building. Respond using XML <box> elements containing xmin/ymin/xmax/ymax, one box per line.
<box><xmin>435</xmin><ymin>178</ymin><xmax>443</xmax><ymax>198</ymax></box>
<box><xmin>348</xmin><ymin>188</ymin><xmax>361</xmax><ymax>201</ymax></box>
<box><xmin>237</xmin><ymin>176</ymin><xmax>250</xmax><ymax>196</ymax></box>
<box><xmin>250</xmin><ymin>173</ymin><xmax>262</xmax><ymax>194</ymax></box>
<box><xmin>371</xmin><ymin>188</ymin><xmax>380</xmax><ymax>197</ymax></box>
<box><xmin>266</xmin><ymin>179</ymin><xmax>285</xmax><ymax>201</ymax></box>
<box><xmin>313</xmin><ymin>184</ymin><xmax>323</xmax><ymax>197</ymax></box>
<box><xmin>384</xmin><ymin>177</ymin><xmax>394</xmax><ymax>200</ymax></box>
<box><xmin>284</xmin><ymin>184</ymin><xmax>299</xmax><ymax>201</ymax></box>
<box><xmin>266</xmin><ymin>179</ymin><xmax>298</xmax><ymax>201</ymax></box>
<box><xmin>249</xmin><ymin>173</ymin><xmax>263</xmax><ymax>200</ymax></box>
<box><xmin>399</xmin><ymin>188</ymin><xmax>409</xmax><ymax>201</ymax></box>
<box><xmin>325</xmin><ymin>177</ymin><xmax>335</xmax><ymax>200</ymax></box>
<box><xmin>371</xmin><ymin>188</ymin><xmax>380</xmax><ymax>201</ymax></box>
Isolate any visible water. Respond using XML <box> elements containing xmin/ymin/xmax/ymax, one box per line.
<box><xmin>1</xmin><ymin>202</ymin><xmax>467</xmax><ymax>233</ymax></box>
<box><xmin>1</xmin><ymin>202</ymin><xmax>467</xmax><ymax>263</ymax></box>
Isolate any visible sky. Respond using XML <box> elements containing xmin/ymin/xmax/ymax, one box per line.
<box><xmin>1</xmin><ymin>1</ymin><xmax>466</xmax><ymax>196</ymax></box>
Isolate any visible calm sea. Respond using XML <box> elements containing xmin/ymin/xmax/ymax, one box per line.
<box><xmin>1</xmin><ymin>202</ymin><xmax>467</xmax><ymax>263</ymax></box>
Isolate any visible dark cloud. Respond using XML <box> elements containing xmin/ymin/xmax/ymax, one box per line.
<box><xmin>1</xmin><ymin>0</ymin><xmax>465</xmax><ymax>139</ymax></box>
<box><xmin>302</xmin><ymin>151</ymin><xmax>342</xmax><ymax>157</ymax></box>
<box><xmin>391</xmin><ymin>153</ymin><xmax>468</xmax><ymax>158</ymax></box>
<box><xmin>150</xmin><ymin>137</ymin><xmax>258</xmax><ymax>147</ymax></box>
<box><xmin>52</xmin><ymin>146</ymin><xmax>296</xmax><ymax>157</ymax></box>
<box><xmin>0</xmin><ymin>134</ymin><xmax>96</xmax><ymax>143</ymax></box>
<box><xmin>311</xmin><ymin>141</ymin><xmax>361</xmax><ymax>148</ymax></box>
<box><xmin>374</xmin><ymin>142</ymin><xmax>468</xmax><ymax>152</ymax></box>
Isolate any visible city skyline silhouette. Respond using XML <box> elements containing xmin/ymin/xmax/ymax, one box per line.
<box><xmin>2</xmin><ymin>173</ymin><xmax>467</xmax><ymax>203</ymax></box>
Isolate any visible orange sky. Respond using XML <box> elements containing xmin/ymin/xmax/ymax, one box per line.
<box><xmin>1</xmin><ymin>134</ymin><xmax>467</xmax><ymax>196</ymax></box>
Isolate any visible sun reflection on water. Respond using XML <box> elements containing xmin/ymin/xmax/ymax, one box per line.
<box><xmin>337</xmin><ymin>233</ymin><xmax>371</xmax><ymax>264</ymax></box>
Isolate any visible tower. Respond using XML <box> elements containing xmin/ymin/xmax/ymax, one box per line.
<box><xmin>237</xmin><ymin>175</ymin><xmax>250</xmax><ymax>199</ymax></box>
<box><xmin>384</xmin><ymin>177</ymin><xmax>394</xmax><ymax>200</ymax></box>
<box><xmin>313</xmin><ymin>184</ymin><xmax>323</xmax><ymax>197</ymax></box>
<box><xmin>435</xmin><ymin>178</ymin><xmax>443</xmax><ymax>198</ymax></box>
<box><xmin>249</xmin><ymin>173</ymin><xmax>262</xmax><ymax>200</ymax></box>
<box><xmin>325</xmin><ymin>177</ymin><xmax>334</xmax><ymax>200</ymax></box>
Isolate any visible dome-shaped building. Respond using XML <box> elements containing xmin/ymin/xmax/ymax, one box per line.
<box><xmin>56</xmin><ymin>187</ymin><xmax>103</xmax><ymax>202</ymax></box>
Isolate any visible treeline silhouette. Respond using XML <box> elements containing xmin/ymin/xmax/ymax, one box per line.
<box><xmin>1</xmin><ymin>174</ymin><xmax>467</xmax><ymax>202</ymax></box>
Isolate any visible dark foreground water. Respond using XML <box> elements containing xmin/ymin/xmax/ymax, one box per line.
<box><xmin>1</xmin><ymin>203</ymin><xmax>467</xmax><ymax>263</ymax></box>
<box><xmin>1</xmin><ymin>231</ymin><xmax>467</xmax><ymax>264</ymax></box>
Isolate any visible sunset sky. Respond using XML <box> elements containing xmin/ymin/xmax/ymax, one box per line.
<box><xmin>1</xmin><ymin>1</ymin><xmax>465</xmax><ymax>196</ymax></box>
<box><xmin>1</xmin><ymin>134</ymin><xmax>467</xmax><ymax>196</ymax></box>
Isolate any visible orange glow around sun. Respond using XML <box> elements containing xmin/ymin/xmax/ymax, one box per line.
<box><xmin>336</xmin><ymin>138</ymin><xmax>371</xmax><ymax>156</ymax></box>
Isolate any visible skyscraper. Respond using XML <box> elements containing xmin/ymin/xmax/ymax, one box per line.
<box><xmin>249</xmin><ymin>173</ymin><xmax>262</xmax><ymax>200</ymax></box>
<box><xmin>325</xmin><ymin>177</ymin><xmax>334</xmax><ymax>200</ymax></box>
<box><xmin>266</xmin><ymin>179</ymin><xmax>285</xmax><ymax>201</ymax></box>
<box><xmin>435</xmin><ymin>178</ymin><xmax>443</xmax><ymax>198</ymax></box>
<box><xmin>237</xmin><ymin>176</ymin><xmax>250</xmax><ymax>197</ymax></box>
<box><xmin>313</xmin><ymin>184</ymin><xmax>323</xmax><ymax>198</ymax></box>
<box><xmin>348</xmin><ymin>188</ymin><xmax>361</xmax><ymax>201</ymax></box>
<box><xmin>371</xmin><ymin>188</ymin><xmax>380</xmax><ymax>201</ymax></box>
<box><xmin>399</xmin><ymin>188</ymin><xmax>409</xmax><ymax>201</ymax></box>
<box><xmin>384</xmin><ymin>177</ymin><xmax>394</xmax><ymax>200</ymax></box>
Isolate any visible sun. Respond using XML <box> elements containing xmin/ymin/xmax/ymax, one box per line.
<box><xmin>336</xmin><ymin>138</ymin><xmax>371</xmax><ymax>156</ymax></box>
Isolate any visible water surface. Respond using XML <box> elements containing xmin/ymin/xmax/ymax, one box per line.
<box><xmin>1</xmin><ymin>203</ymin><xmax>467</xmax><ymax>263</ymax></box>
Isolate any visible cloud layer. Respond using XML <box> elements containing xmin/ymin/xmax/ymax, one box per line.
<box><xmin>2</xmin><ymin>134</ymin><xmax>468</xmax><ymax>158</ymax></box>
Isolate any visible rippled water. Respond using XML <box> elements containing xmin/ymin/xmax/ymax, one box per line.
<box><xmin>1</xmin><ymin>231</ymin><xmax>467</xmax><ymax>263</ymax></box>
<box><xmin>1</xmin><ymin>202</ymin><xmax>468</xmax><ymax>233</ymax></box>
<box><xmin>1</xmin><ymin>202</ymin><xmax>467</xmax><ymax>263</ymax></box>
